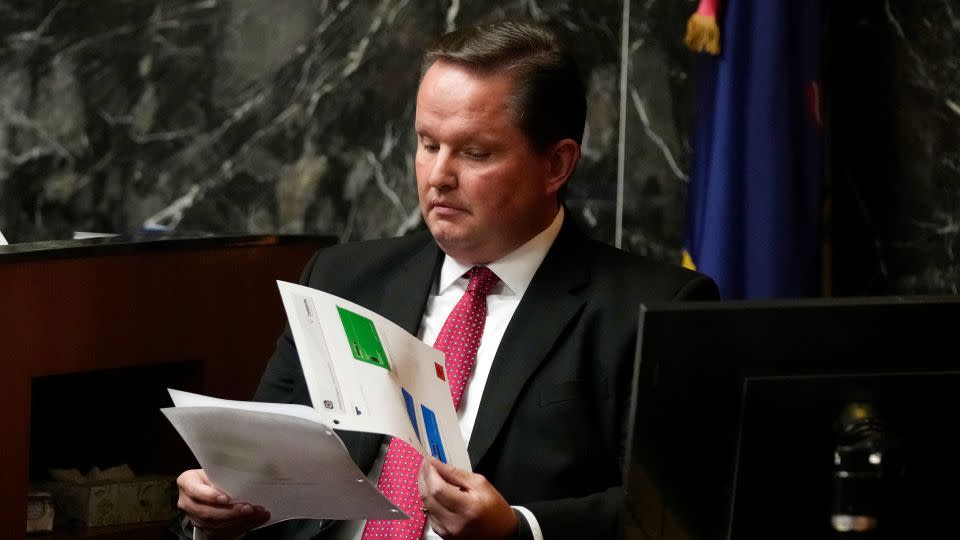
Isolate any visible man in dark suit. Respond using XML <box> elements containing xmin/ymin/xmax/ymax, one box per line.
<box><xmin>177</xmin><ymin>21</ymin><xmax>718</xmax><ymax>540</ymax></box>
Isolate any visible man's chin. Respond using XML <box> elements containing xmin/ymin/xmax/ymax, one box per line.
<box><xmin>426</xmin><ymin>218</ymin><xmax>460</xmax><ymax>240</ymax></box>
<box><xmin>428</xmin><ymin>227</ymin><xmax>483</xmax><ymax>262</ymax></box>
<box><xmin>429</xmin><ymin>229</ymin><xmax>467</xmax><ymax>252</ymax></box>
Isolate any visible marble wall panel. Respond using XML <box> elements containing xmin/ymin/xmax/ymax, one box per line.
<box><xmin>622</xmin><ymin>0</ymin><xmax>697</xmax><ymax>261</ymax></box>
<box><xmin>828</xmin><ymin>0</ymin><xmax>960</xmax><ymax>295</ymax></box>
<box><xmin>0</xmin><ymin>0</ymin><xmax>442</xmax><ymax>242</ymax></box>
<box><xmin>1</xmin><ymin>0</ymin><xmax>696</xmax><ymax>257</ymax></box>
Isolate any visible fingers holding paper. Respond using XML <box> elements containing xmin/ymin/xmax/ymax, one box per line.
<box><xmin>177</xmin><ymin>468</ymin><xmax>270</xmax><ymax>538</ymax></box>
<box><xmin>418</xmin><ymin>457</ymin><xmax>518</xmax><ymax>540</ymax></box>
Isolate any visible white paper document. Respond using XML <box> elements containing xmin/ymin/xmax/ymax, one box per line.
<box><xmin>163</xmin><ymin>392</ymin><xmax>401</xmax><ymax>523</ymax></box>
<box><xmin>163</xmin><ymin>280</ymin><xmax>469</xmax><ymax>525</ymax></box>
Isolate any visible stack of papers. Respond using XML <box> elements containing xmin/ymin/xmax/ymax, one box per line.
<box><xmin>163</xmin><ymin>281</ymin><xmax>469</xmax><ymax>526</ymax></box>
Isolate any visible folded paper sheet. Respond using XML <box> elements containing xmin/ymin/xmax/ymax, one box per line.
<box><xmin>163</xmin><ymin>394</ymin><xmax>403</xmax><ymax>524</ymax></box>
<box><xmin>163</xmin><ymin>280</ymin><xmax>469</xmax><ymax>527</ymax></box>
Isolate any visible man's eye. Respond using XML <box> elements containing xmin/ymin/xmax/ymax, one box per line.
<box><xmin>465</xmin><ymin>151</ymin><xmax>490</xmax><ymax>160</ymax></box>
<box><xmin>422</xmin><ymin>144</ymin><xmax>439</xmax><ymax>152</ymax></box>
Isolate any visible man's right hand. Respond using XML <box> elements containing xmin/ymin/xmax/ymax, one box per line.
<box><xmin>177</xmin><ymin>469</ymin><xmax>271</xmax><ymax>539</ymax></box>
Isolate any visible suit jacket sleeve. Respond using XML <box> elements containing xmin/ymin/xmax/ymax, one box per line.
<box><xmin>254</xmin><ymin>249</ymin><xmax>321</xmax><ymax>406</ymax></box>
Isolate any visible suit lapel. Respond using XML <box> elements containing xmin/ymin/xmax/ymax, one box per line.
<box><xmin>467</xmin><ymin>221</ymin><xmax>590</xmax><ymax>467</ymax></box>
<box><xmin>377</xmin><ymin>236</ymin><xmax>444</xmax><ymax>335</ymax></box>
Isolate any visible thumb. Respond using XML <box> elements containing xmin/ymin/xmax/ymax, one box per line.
<box><xmin>429</xmin><ymin>457</ymin><xmax>472</xmax><ymax>489</ymax></box>
<box><xmin>197</xmin><ymin>469</ymin><xmax>212</xmax><ymax>485</ymax></box>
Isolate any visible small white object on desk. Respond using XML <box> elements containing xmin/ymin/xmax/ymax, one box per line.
<box><xmin>0</xmin><ymin>229</ymin><xmax>7</xmax><ymax>245</ymax></box>
<box><xmin>73</xmin><ymin>231</ymin><xmax>119</xmax><ymax>239</ymax></box>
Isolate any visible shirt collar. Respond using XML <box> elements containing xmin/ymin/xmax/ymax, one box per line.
<box><xmin>437</xmin><ymin>207</ymin><xmax>565</xmax><ymax>297</ymax></box>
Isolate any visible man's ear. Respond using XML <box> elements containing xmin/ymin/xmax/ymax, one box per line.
<box><xmin>544</xmin><ymin>139</ymin><xmax>581</xmax><ymax>196</ymax></box>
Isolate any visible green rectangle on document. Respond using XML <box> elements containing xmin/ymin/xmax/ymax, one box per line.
<box><xmin>337</xmin><ymin>306</ymin><xmax>390</xmax><ymax>370</ymax></box>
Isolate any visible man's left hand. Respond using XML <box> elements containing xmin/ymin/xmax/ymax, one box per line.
<box><xmin>419</xmin><ymin>457</ymin><xmax>519</xmax><ymax>540</ymax></box>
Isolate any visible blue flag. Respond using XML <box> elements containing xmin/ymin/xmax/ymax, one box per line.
<box><xmin>684</xmin><ymin>0</ymin><xmax>823</xmax><ymax>299</ymax></box>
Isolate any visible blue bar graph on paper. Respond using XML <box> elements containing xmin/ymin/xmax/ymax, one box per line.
<box><xmin>420</xmin><ymin>404</ymin><xmax>447</xmax><ymax>463</ymax></box>
<box><xmin>401</xmin><ymin>388</ymin><xmax>420</xmax><ymax>441</ymax></box>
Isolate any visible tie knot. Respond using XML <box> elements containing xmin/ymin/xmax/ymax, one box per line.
<box><xmin>466</xmin><ymin>266</ymin><xmax>499</xmax><ymax>296</ymax></box>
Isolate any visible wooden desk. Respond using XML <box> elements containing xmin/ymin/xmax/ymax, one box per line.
<box><xmin>0</xmin><ymin>234</ymin><xmax>334</xmax><ymax>536</ymax></box>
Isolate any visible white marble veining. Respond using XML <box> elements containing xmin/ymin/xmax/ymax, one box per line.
<box><xmin>1</xmin><ymin>0</ymin><xmax>668</xmax><ymax>251</ymax></box>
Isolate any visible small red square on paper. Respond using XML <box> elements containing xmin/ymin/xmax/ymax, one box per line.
<box><xmin>435</xmin><ymin>363</ymin><xmax>445</xmax><ymax>381</ymax></box>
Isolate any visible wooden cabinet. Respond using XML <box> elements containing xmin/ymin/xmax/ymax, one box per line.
<box><xmin>0</xmin><ymin>234</ymin><xmax>334</xmax><ymax>538</ymax></box>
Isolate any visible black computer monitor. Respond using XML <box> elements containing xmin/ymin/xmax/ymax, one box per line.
<box><xmin>623</xmin><ymin>296</ymin><xmax>960</xmax><ymax>540</ymax></box>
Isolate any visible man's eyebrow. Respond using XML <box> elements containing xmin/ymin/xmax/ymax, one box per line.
<box><xmin>414</xmin><ymin>127</ymin><xmax>432</xmax><ymax>137</ymax></box>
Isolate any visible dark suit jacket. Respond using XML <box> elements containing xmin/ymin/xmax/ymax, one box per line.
<box><xmin>244</xmin><ymin>219</ymin><xmax>718</xmax><ymax>540</ymax></box>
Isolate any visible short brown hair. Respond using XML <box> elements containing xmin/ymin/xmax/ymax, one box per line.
<box><xmin>423</xmin><ymin>21</ymin><xmax>587</xmax><ymax>152</ymax></box>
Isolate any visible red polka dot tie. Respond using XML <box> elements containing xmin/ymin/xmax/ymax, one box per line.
<box><xmin>361</xmin><ymin>266</ymin><xmax>500</xmax><ymax>540</ymax></box>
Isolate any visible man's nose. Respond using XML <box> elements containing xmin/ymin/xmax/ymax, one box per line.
<box><xmin>428</xmin><ymin>149</ymin><xmax>457</xmax><ymax>190</ymax></box>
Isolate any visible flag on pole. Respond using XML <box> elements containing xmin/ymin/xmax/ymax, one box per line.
<box><xmin>683</xmin><ymin>0</ymin><xmax>823</xmax><ymax>299</ymax></box>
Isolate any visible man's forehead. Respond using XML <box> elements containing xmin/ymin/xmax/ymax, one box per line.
<box><xmin>415</xmin><ymin>63</ymin><xmax>517</xmax><ymax>131</ymax></box>
<box><xmin>421</xmin><ymin>58</ymin><xmax>515</xmax><ymax>83</ymax></box>
<box><xmin>418</xmin><ymin>62</ymin><xmax>514</xmax><ymax>103</ymax></box>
